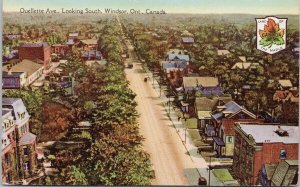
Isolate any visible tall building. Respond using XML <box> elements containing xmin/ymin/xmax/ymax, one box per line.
<box><xmin>19</xmin><ymin>43</ymin><xmax>51</xmax><ymax>69</ymax></box>
<box><xmin>2</xmin><ymin>98</ymin><xmax>38</xmax><ymax>184</ymax></box>
<box><xmin>233</xmin><ymin>123</ymin><xmax>299</xmax><ymax>185</ymax></box>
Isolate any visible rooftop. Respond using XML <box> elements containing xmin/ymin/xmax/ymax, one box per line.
<box><xmin>279</xmin><ymin>79</ymin><xmax>293</xmax><ymax>87</ymax></box>
<box><xmin>181</xmin><ymin>37</ymin><xmax>195</xmax><ymax>43</ymax></box>
<box><xmin>183</xmin><ymin>76</ymin><xmax>219</xmax><ymax>88</ymax></box>
<box><xmin>167</xmin><ymin>54</ymin><xmax>190</xmax><ymax>61</ymax></box>
<box><xmin>3</xmin><ymin>59</ymin><xmax>43</xmax><ymax>77</ymax></box>
<box><xmin>217</xmin><ymin>50</ymin><xmax>230</xmax><ymax>56</ymax></box>
<box><xmin>20</xmin><ymin>42</ymin><xmax>49</xmax><ymax>48</ymax></box>
<box><xmin>2</xmin><ymin>98</ymin><xmax>20</xmax><ymax>105</ymax></box>
<box><xmin>239</xmin><ymin>124</ymin><xmax>299</xmax><ymax>144</ymax></box>
<box><xmin>166</xmin><ymin>49</ymin><xmax>185</xmax><ymax>55</ymax></box>
<box><xmin>212</xmin><ymin>101</ymin><xmax>256</xmax><ymax>121</ymax></box>
<box><xmin>231</xmin><ymin>62</ymin><xmax>259</xmax><ymax>70</ymax></box>
<box><xmin>69</xmin><ymin>33</ymin><xmax>79</xmax><ymax>37</ymax></box>
<box><xmin>81</xmin><ymin>39</ymin><xmax>98</xmax><ymax>45</ymax></box>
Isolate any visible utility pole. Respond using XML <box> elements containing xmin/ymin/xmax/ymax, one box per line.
<box><xmin>208</xmin><ymin>156</ymin><xmax>211</xmax><ymax>186</ymax></box>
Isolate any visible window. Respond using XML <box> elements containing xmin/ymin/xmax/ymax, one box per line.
<box><xmin>24</xmin><ymin>162</ymin><xmax>29</xmax><ymax>171</ymax></box>
<box><xmin>5</xmin><ymin>153</ymin><xmax>10</xmax><ymax>166</ymax></box>
<box><xmin>280</xmin><ymin>149</ymin><xmax>287</xmax><ymax>159</ymax></box>
<box><xmin>23</xmin><ymin>147</ymin><xmax>29</xmax><ymax>156</ymax></box>
<box><xmin>228</xmin><ymin>136</ymin><xmax>233</xmax><ymax>143</ymax></box>
<box><xmin>6</xmin><ymin>173</ymin><xmax>11</xmax><ymax>183</ymax></box>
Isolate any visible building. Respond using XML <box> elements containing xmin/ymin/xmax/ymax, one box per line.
<box><xmin>233</xmin><ymin>123</ymin><xmax>299</xmax><ymax>185</ymax></box>
<box><xmin>2</xmin><ymin>59</ymin><xmax>44</xmax><ymax>88</ymax></box>
<box><xmin>273</xmin><ymin>89</ymin><xmax>299</xmax><ymax>103</ymax></box>
<box><xmin>182</xmin><ymin>76</ymin><xmax>223</xmax><ymax>96</ymax></box>
<box><xmin>194</xmin><ymin>95</ymin><xmax>232</xmax><ymax>133</ymax></box>
<box><xmin>2</xmin><ymin>110</ymin><xmax>17</xmax><ymax>184</ymax></box>
<box><xmin>217</xmin><ymin>49</ymin><xmax>231</xmax><ymax>56</ymax></box>
<box><xmin>51</xmin><ymin>44</ymin><xmax>69</xmax><ymax>57</ymax></box>
<box><xmin>68</xmin><ymin>32</ymin><xmax>79</xmax><ymax>40</ymax></box>
<box><xmin>2</xmin><ymin>98</ymin><xmax>38</xmax><ymax>183</ymax></box>
<box><xmin>166</xmin><ymin>49</ymin><xmax>189</xmax><ymax>62</ymax></box>
<box><xmin>19</xmin><ymin>43</ymin><xmax>51</xmax><ymax>68</ymax></box>
<box><xmin>278</xmin><ymin>79</ymin><xmax>293</xmax><ymax>90</ymax></box>
<box><xmin>80</xmin><ymin>39</ymin><xmax>98</xmax><ymax>51</ymax></box>
<box><xmin>260</xmin><ymin>159</ymin><xmax>298</xmax><ymax>186</ymax></box>
<box><xmin>181</xmin><ymin>37</ymin><xmax>194</xmax><ymax>47</ymax></box>
<box><xmin>210</xmin><ymin>101</ymin><xmax>263</xmax><ymax>157</ymax></box>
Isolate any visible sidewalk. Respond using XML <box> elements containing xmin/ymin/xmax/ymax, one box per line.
<box><xmin>145</xmin><ymin>70</ymin><xmax>223</xmax><ymax>186</ymax></box>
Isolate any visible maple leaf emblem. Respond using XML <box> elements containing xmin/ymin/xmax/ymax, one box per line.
<box><xmin>259</xmin><ymin>18</ymin><xmax>285</xmax><ymax>48</ymax></box>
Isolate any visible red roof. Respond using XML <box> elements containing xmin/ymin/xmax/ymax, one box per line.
<box><xmin>222</xmin><ymin>120</ymin><xmax>235</xmax><ymax>135</ymax></box>
<box><xmin>274</xmin><ymin>90</ymin><xmax>289</xmax><ymax>100</ymax></box>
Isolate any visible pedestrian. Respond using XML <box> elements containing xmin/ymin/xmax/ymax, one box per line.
<box><xmin>178</xmin><ymin>116</ymin><xmax>180</xmax><ymax>121</ymax></box>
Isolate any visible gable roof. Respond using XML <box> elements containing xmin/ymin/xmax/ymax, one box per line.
<box><xmin>167</xmin><ymin>54</ymin><xmax>189</xmax><ymax>61</ymax></box>
<box><xmin>195</xmin><ymin>95</ymin><xmax>232</xmax><ymax>112</ymax></box>
<box><xmin>183</xmin><ymin>77</ymin><xmax>219</xmax><ymax>88</ymax></box>
<box><xmin>212</xmin><ymin>101</ymin><xmax>256</xmax><ymax>121</ymax></box>
<box><xmin>231</xmin><ymin>62</ymin><xmax>259</xmax><ymax>70</ymax></box>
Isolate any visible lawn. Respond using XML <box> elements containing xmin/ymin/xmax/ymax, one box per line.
<box><xmin>212</xmin><ymin>169</ymin><xmax>234</xmax><ymax>182</ymax></box>
<box><xmin>183</xmin><ymin>118</ymin><xmax>198</xmax><ymax>129</ymax></box>
<box><xmin>187</xmin><ymin>129</ymin><xmax>209</xmax><ymax>147</ymax></box>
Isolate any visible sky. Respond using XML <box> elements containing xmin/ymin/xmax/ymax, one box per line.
<box><xmin>3</xmin><ymin>0</ymin><xmax>299</xmax><ymax>15</ymax></box>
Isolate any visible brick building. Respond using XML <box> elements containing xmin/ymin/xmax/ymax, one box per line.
<box><xmin>233</xmin><ymin>123</ymin><xmax>299</xmax><ymax>185</ymax></box>
<box><xmin>19</xmin><ymin>43</ymin><xmax>51</xmax><ymax>69</ymax></box>
<box><xmin>2</xmin><ymin>98</ymin><xmax>38</xmax><ymax>184</ymax></box>
<box><xmin>2</xmin><ymin>110</ymin><xmax>17</xmax><ymax>183</ymax></box>
<box><xmin>210</xmin><ymin>101</ymin><xmax>264</xmax><ymax>157</ymax></box>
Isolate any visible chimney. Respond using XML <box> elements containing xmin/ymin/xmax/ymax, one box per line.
<box><xmin>275</xmin><ymin>126</ymin><xmax>289</xmax><ymax>137</ymax></box>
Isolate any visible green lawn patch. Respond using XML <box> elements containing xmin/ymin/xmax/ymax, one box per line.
<box><xmin>183</xmin><ymin>118</ymin><xmax>198</xmax><ymax>129</ymax></box>
<box><xmin>212</xmin><ymin>169</ymin><xmax>234</xmax><ymax>182</ymax></box>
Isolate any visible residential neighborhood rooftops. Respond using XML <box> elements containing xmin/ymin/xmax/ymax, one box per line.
<box><xmin>183</xmin><ymin>77</ymin><xmax>219</xmax><ymax>88</ymax></box>
<box><xmin>20</xmin><ymin>42</ymin><xmax>49</xmax><ymax>48</ymax></box>
<box><xmin>238</xmin><ymin>124</ymin><xmax>299</xmax><ymax>144</ymax></box>
<box><xmin>3</xmin><ymin>59</ymin><xmax>43</xmax><ymax>77</ymax></box>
